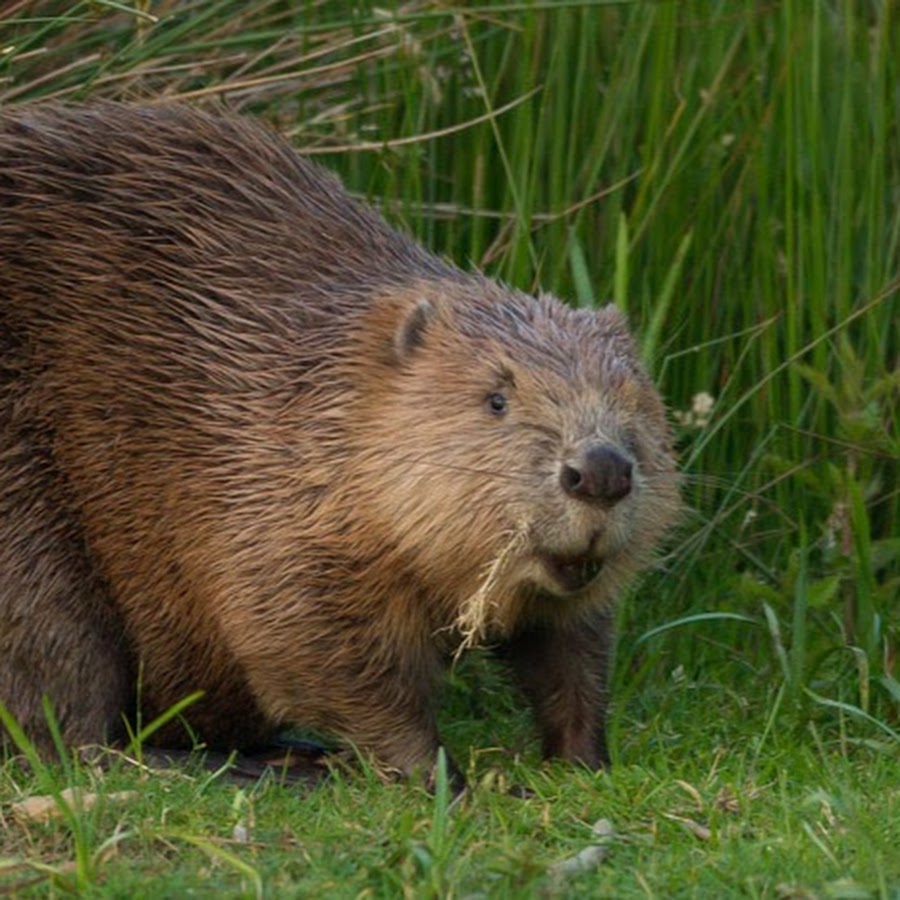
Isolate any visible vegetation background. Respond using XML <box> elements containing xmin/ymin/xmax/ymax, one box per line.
<box><xmin>1</xmin><ymin>0</ymin><xmax>897</xmax><ymax>896</ymax></box>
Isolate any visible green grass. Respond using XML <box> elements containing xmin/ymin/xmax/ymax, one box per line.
<box><xmin>2</xmin><ymin>693</ymin><xmax>898</xmax><ymax>896</ymax></box>
<box><xmin>1</xmin><ymin>1</ymin><xmax>898</xmax><ymax>896</ymax></box>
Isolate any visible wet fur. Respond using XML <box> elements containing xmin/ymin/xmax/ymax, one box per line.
<box><xmin>0</xmin><ymin>104</ymin><xmax>680</xmax><ymax>777</ymax></box>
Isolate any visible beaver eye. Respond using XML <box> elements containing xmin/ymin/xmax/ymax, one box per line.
<box><xmin>485</xmin><ymin>392</ymin><xmax>508</xmax><ymax>416</ymax></box>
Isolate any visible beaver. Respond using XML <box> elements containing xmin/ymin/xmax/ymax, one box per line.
<box><xmin>0</xmin><ymin>103</ymin><xmax>679</xmax><ymax>782</ymax></box>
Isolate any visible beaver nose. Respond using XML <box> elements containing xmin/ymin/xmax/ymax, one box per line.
<box><xmin>560</xmin><ymin>444</ymin><xmax>633</xmax><ymax>505</ymax></box>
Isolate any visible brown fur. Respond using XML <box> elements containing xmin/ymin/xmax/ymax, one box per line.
<box><xmin>0</xmin><ymin>103</ymin><xmax>679</xmax><ymax>778</ymax></box>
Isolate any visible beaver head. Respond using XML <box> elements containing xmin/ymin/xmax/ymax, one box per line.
<box><xmin>347</xmin><ymin>277</ymin><xmax>680</xmax><ymax>642</ymax></box>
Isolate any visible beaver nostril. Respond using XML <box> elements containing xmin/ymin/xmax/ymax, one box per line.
<box><xmin>559</xmin><ymin>464</ymin><xmax>584</xmax><ymax>496</ymax></box>
<box><xmin>560</xmin><ymin>444</ymin><xmax>633</xmax><ymax>505</ymax></box>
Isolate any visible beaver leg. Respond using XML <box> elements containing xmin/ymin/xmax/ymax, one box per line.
<box><xmin>503</xmin><ymin>611</ymin><xmax>613</xmax><ymax>768</ymax></box>
<box><xmin>325</xmin><ymin>682</ymin><xmax>460</xmax><ymax>788</ymax></box>
<box><xmin>0</xmin><ymin>396</ymin><xmax>133</xmax><ymax>753</ymax></box>
<box><xmin>247</xmin><ymin>631</ymin><xmax>462</xmax><ymax>788</ymax></box>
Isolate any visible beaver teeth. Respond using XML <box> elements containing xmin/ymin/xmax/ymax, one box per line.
<box><xmin>545</xmin><ymin>554</ymin><xmax>605</xmax><ymax>593</ymax></box>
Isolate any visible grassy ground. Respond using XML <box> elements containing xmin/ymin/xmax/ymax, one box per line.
<box><xmin>1</xmin><ymin>1</ymin><xmax>898</xmax><ymax>896</ymax></box>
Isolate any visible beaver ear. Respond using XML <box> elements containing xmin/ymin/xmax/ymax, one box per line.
<box><xmin>393</xmin><ymin>298</ymin><xmax>435</xmax><ymax>363</ymax></box>
<box><xmin>595</xmin><ymin>303</ymin><xmax>630</xmax><ymax>332</ymax></box>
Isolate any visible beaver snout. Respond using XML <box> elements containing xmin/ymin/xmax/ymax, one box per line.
<box><xmin>559</xmin><ymin>444</ymin><xmax>633</xmax><ymax>506</ymax></box>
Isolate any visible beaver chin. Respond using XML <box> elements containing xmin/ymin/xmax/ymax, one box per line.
<box><xmin>540</xmin><ymin>552</ymin><xmax>605</xmax><ymax>595</ymax></box>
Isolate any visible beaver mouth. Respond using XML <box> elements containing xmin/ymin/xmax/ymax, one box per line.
<box><xmin>541</xmin><ymin>552</ymin><xmax>605</xmax><ymax>594</ymax></box>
